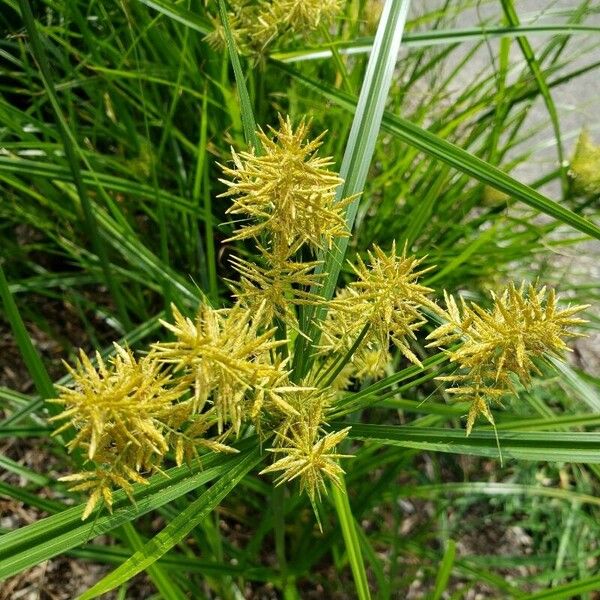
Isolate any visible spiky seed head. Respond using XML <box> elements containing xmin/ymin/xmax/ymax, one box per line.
<box><xmin>320</xmin><ymin>243</ymin><xmax>442</xmax><ymax>377</ymax></box>
<box><xmin>50</xmin><ymin>345</ymin><xmax>187</xmax><ymax>518</ymax></box>
<box><xmin>427</xmin><ymin>283</ymin><xmax>588</xmax><ymax>433</ymax></box>
<box><xmin>261</xmin><ymin>426</ymin><xmax>352</xmax><ymax>503</ymax></box>
<box><xmin>204</xmin><ymin>0</ymin><xmax>342</xmax><ymax>55</ymax></box>
<box><xmin>153</xmin><ymin>302</ymin><xmax>289</xmax><ymax>434</ymax></box>
<box><xmin>229</xmin><ymin>244</ymin><xmax>325</xmax><ymax>330</ymax></box>
<box><xmin>220</xmin><ymin>115</ymin><xmax>352</xmax><ymax>252</ymax></box>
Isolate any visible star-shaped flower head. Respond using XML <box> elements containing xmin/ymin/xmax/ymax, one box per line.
<box><xmin>205</xmin><ymin>2</ymin><xmax>279</xmax><ymax>54</ymax></box>
<box><xmin>220</xmin><ymin>115</ymin><xmax>352</xmax><ymax>253</ymax></box>
<box><xmin>153</xmin><ymin>302</ymin><xmax>288</xmax><ymax>434</ymax></box>
<box><xmin>320</xmin><ymin>242</ymin><xmax>442</xmax><ymax>376</ymax></box>
<box><xmin>427</xmin><ymin>283</ymin><xmax>589</xmax><ymax>433</ymax></box>
<box><xmin>50</xmin><ymin>345</ymin><xmax>184</xmax><ymax>518</ymax></box>
<box><xmin>51</xmin><ymin>345</ymin><xmax>180</xmax><ymax>462</ymax></box>
<box><xmin>261</xmin><ymin>426</ymin><xmax>352</xmax><ymax>504</ymax></box>
<box><xmin>260</xmin><ymin>385</ymin><xmax>352</xmax><ymax>528</ymax></box>
<box><xmin>277</xmin><ymin>0</ymin><xmax>342</xmax><ymax>29</ymax></box>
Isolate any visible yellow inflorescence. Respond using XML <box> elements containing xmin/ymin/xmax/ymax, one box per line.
<box><xmin>152</xmin><ymin>302</ymin><xmax>286</xmax><ymax>432</ymax></box>
<box><xmin>205</xmin><ymin>0</ymin><xmax>342</xmax><ymax>55</ymax></box>
<box><xmin>427</xmin><ymin>283</ymin><xmax>588</xmax><ymax>433</ymax></box>
<box><xmin>260</xmin><ymin>386</ymin><xmax>351</xmax><ymax>506</ymax></box>
<box><xmin>319</xmin><ymin>243</ymin><xmax>443</xmax><ymax>389</ymax></box>
<box><xmin>51</xmin><ymin>116</ymin><xmax>589</xmax><ymax>519</ymax></box>
<box><xmin>229</xmin><ymin>246</ymin><xmax>324</xmax><ymax>329</ymax></box>
<box><xmin>51</xmin><ymin>346</ymin><xmax>187</xmax><ymax>518</ymax></box>
<box><xmin>221</xmin><ymin>116</ymin><xmax>352</xmax><ymax>330</ymax></box>
<box><xmin>261</xmin><ymin>427</ymin><xmax>352</xmax><ymax>502</ymax></box>
<box><xmin>220</xmin><ymin>116</ymin><xmax>351</xmax><ymax>252</ymax></box>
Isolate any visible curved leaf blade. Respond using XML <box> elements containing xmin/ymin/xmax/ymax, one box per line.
<box><xmin>340</xmin><ymin>424</ymin><xmax>600</xmax><ymax>463</ymax></box>
<box><xmin>78</xmin><ymin>447</ymin><xmax>262</xmax><ymax>599</ymax></box>
<box><xmin>276</xmin><ymin>63</ymin><xmax>600</xmax><ymax>241</ymax></box>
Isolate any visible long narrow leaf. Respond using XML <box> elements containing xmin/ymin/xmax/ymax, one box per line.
<box><xmin>218</xmin><ymin>0</ymin><xmax>258</xmax><ymax>149</ymax></box>
<box><xmin>340</xmin><ymin>424</ymin><xmax>600</xmax><ymax>463</ymax></box>
<box><xmin>276</xmin><ymin>63</ymin><xmax>600</xmax><ymax>241</ymax></box>
<box><xmin>78</xmin><ymin>447</ymin><xmax>262</xmax><ymax>599</ymax></box>
<box><xmin>0</xmin><ymin>264</ymin><xmax>55</xmax><ymax>400</ymax></box>
<box><xmin>136</xmin><ymin>0</ymin><xmax>211</xmax><ymax>34</ymax></box>
<box><xmin>18</xmin><ymin>0</ymin><xmax>131</xmax><ymax>328</ymax></box>
<box><xmin>331</xmin><ymin>477</ymin><xmax>371</xmax><ymax>600</ymax></box>
<box><xmin>273</xmin><ymin>24</ymin><xmax>600</xmax><ymax>62</ymax></box>
<box><xmin>500</xmin><ymin>0</ymin><xmax>567</xmax><ymax>197</ymax></box>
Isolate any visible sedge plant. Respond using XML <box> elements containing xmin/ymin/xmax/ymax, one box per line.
<box><xmin>51</xmin><ymin>118</ymin><xmax>588</xmax><ymax>525</ymax></box>
<box><xmin>2</xmin><ymin>1</ymin><xmax>600</xmax><ymax>597</ymax></box>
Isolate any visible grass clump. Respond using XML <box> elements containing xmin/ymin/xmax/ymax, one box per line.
<box><xmin>1</xmin><ymin>1</ymin><xmax>600</xmax><ymax>598</ymax></box>
<box><xmin>50</xmin><ymin>120</ymin><xmax>587</xmax><ymax>536</ymax></box>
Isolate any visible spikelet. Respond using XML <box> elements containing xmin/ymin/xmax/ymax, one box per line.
<box><xmin>229</xmin><ymin>243</ymin><xmax>324</xmax><ymax>329</ymax></box>
<box><xmin>320</xmin><ymin>243</ymin><xmax>441</xmax><ymax>376</ymax></box>
<box><xmin>569</xmin><ymin>129</ymin><xmax>600</xmax><ymax>195</ymax></box>
<box><xmin>50</xmin><ymin>346</ymin><xmax>180</xmax><ymax>462</ymax></box>
<box><xmin>153</xmin><ymin>302</ymin><xmax>287</xmax><ymax>434</ymax></box>
<box><xmin>261</xmin><ymin>427</ymin><xmax>352</xmax><ymax>503</ymax></box>
<box><xmin>220</xmin><ymin>115</ymin><xmax>352</xmax><ymax>253</ymax></box>
<box><xmin>261</xmin><ymin>387</ymin><xmax>351</xmax><ymax>505</ymax></box>
<box><xmin>50</xmin><ymin>345</ymin><xmax>184</xmax><ymax>518</ymax></box>
<box><xmin>427</xmin><ymin>283</ymin><xmax>588</xmax><ymax>433</ymax></box>
<box><xmin>205</xmin><ymin>2</ymin><xmax>279</xmax><ymax>54</ymax></box>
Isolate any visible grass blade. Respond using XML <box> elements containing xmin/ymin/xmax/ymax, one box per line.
<box><xmin>78</xmin><ymin>447</ymin><xmax>262</xmax><ymax>599</ymax></box>
<box><xmin>0</xmin><ymin>440</ymin><xmax>258</xmax><ymax>580</ymax></box>
<box><xmin>218</xmin><ymin>0</ymin><xmax>258</xmax><ymax>149</ymax></box>
<box><xmin>0</xmin><ymin>157</ymin><xmax>198</xmax><ymax>216</ymax></box>
<box><xmin>0</xmin><ymin>264</ymin><xmax>55</xmax><ymax>400</ymax></box>
<box><xmin>273</xmin><ymin>24</ymin><xmax>600</xmax><ymax>62</ymax></box>
<box><xmin>120</xmin><ymin>523</ymin><xmax>188</xmax><ymax>600</ymax></box>
<box><xmin>393</xmin><ymin>481</ymin><xmax>600</xmax><ymax>508</ymax></box>
<box><xmin>331</xmin><ymin>477</ymin><xmax>371</xmax><ymax>600</ymax></box>
<box><xmin>331</xmin><ymin>350</ymin><xmax>450</xmax><ymax>418</ymax></box>
<box><xmin>339</xmin><ymin>424</ymin><xmax>600</xmax><ymax>463</ymax></box>
<box><xmin>136</xmin><ymin>0</ymin><xmax>211</xmax><ymax>34</ymax></box>
<box><xmin>522</xmin><ymin>573</ymin><xmax>600</xmax><ymax>599</ymax></box>
<box><xmin>17</xmin><ymin>0</ymin><xmax>131</xmax><ymax>329</ymax></box>
<box><xmin>431</xmin><ymin>539</ymin><xmax>456</xmax><ymax>600</ymax></box>
<box><xmin>500</xmin><ymin>0</ymin><xmax>568</xmax><ymax>197</ymax></box>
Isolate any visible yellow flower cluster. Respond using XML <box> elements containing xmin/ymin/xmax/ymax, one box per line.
<box><xmin>221</xmin><ymin>116</ymin><xmax>351</xmax><ymax>330</ymax></box>
<box><xmin>261</xmin><ymin>387</ymin><xmax>351</xmax><ymax>507</ymax></box>
<box><xmin>153</xmin><ymin>302</ymin><xmax>288</xmax><ymax>432</ymax></box>
<box><xmin>320</xmin><ymin>243</ymin><xmax>444</xmax><ymax>387</ymax></box>
<box><xmin>427</xmin><ymin>284</ymin><xmax>588</xmax><ymax>433</ymax></box>
<box><xmin>51</xmin><ymin>346</ymin><xmax>211</xmax><ymax>519</ymax></box>
<box><xmin>220</xmin><ymin>116</ymin><xmax>350</xmax><ymax>252</ymax></box>
<box><xmin>52</xmin><ymin>117</ymin><xmax>588</xmax><ymax>519</ymax></box>
<box><xmin>206</xmin><ymin>0</ymin><xmax>342</xmax><ymax>55</ymax></box>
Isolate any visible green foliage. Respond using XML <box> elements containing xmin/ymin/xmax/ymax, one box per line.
<box><xmin>2</xmin><ymin>1</ymin><xmax>600</xmax><ymax>598</ymax></box>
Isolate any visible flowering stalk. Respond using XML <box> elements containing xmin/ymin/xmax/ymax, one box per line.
<box><xmin>51</xmin><ymin>118</ymin><xmax>588</xmax><ymax>519</ymax></box>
